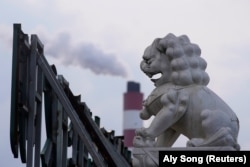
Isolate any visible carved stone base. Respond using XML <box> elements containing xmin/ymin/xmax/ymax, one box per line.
<box><xmin>132</xmin><ymin>147</ymin><xmax>235</xmax><ymax>167</ymax></box>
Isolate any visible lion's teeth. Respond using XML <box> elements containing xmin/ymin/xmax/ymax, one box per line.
<box><xmin>151</xmin><ymin>73</ymin><xmax>162</xmax><ymax>80</ymax></box>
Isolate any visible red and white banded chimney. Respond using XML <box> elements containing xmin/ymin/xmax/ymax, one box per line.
<box><xmin>123</xmin><ymin>81</ymin><xmax>143</xmax><ymax>149</ymax></box>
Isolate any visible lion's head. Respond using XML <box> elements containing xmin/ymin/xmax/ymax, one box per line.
<box><xmin>140</xmin><ymin>33</ymin><xmax>210</xmax><ymax>87</ymax></box>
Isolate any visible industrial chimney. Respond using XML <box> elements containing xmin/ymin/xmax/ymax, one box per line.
<box><xmin>123</xmin><ymin>81</ymin><xmax>143</xmax><ymax>149</ymax></box>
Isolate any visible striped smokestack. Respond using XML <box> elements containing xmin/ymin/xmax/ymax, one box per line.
<box><xmin>123</xmin><ymin>81</ymin><xmax>143</xmax><ymax>149</ymax></box>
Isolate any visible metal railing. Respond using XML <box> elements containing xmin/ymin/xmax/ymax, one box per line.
<box><xmin>10</xmin><ymin>24</ymin><xmax>131</xmax><ymax>167</ymax></box>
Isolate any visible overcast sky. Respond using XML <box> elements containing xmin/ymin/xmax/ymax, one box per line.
<box><xmin>1</xmin><ymin>0</ymin><xmax>250</xmax><ymax>166</ymax></box>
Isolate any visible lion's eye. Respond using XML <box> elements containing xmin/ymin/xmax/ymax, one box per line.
<box><xmin>147</xmin><ymin>59</ymin><xmax>154</xmax><ymax>65</ymax></box>
<box><xmin>143</xmin><ymin>56</ymin><xmax>154</xmax><ymax>65</ymax></box>
<box><xmin>143</xmin><ymin>58</ymin><xmax>150</xmax><ymax>64</ymax></box>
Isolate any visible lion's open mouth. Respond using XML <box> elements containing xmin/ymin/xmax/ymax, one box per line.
<box><xmin>149</xmin><ymin>73</ymin><xmax>162</xmax><ymax>83</ymax></box>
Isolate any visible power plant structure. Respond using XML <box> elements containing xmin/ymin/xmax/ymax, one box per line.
<box><xmin>123</xmin><ymin>81</ymin><xmax>143</xmax><ymax>150</ymax></box>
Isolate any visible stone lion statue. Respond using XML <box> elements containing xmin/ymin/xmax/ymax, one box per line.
<box><xmin>133</xmin><ymin>33</ymin><xmax>240</xmax><ymax>150</ymax></box>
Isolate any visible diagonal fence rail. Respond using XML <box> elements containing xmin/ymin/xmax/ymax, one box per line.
<box><xmin>10</xmin><ymin>24</ymin><xmax>132</xmax><ymax>167</ymax></box>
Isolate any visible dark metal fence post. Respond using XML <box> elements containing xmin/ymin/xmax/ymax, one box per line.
<box><xmin>10</xmin><ymin>24</ymin><xmax>132</xmax><ymax>167</ymax></box>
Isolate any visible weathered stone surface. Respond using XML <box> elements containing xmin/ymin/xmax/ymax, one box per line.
<box><xmin>133</xmin><ymin>33</ymin><xmax>240</xmax><ymax>166</ymax></box>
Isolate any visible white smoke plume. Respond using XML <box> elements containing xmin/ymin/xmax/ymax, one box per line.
<box><xmin>0</xmin><ymin>24</ymin><xmax>128</xmax><ymax>78</ymax></box>
<box><xmin>45</xmin><ymin>32</ymin><xmax>128</xmax><ymax>78</ymax></box>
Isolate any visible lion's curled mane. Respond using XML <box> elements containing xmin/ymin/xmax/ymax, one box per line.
<box><xmin>155</xmin><ymin>33</ymin><xmax>209</xmax><ymax>86</ymax></box>
<box><xmin>135</xmin><ymin>33</ymin><xmax>240</xmax><ymax>151</ymax></box>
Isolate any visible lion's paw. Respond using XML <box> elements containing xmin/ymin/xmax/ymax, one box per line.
<box><xmin>133</xmin><ymin>135</ymin><xmax>156</xmax><ymax>147</ymax></box>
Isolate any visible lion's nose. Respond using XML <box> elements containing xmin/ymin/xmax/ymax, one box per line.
<box><xmin>140</xmin><ymin>61</ymin><xmax>146</xmax><ymax>69</ymax></box>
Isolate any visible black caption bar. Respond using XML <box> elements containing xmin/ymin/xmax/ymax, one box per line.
<box><xmin>159</xmin><ymin>151</ymin><xmax>249</xmax><ymax>166</ymax></box>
